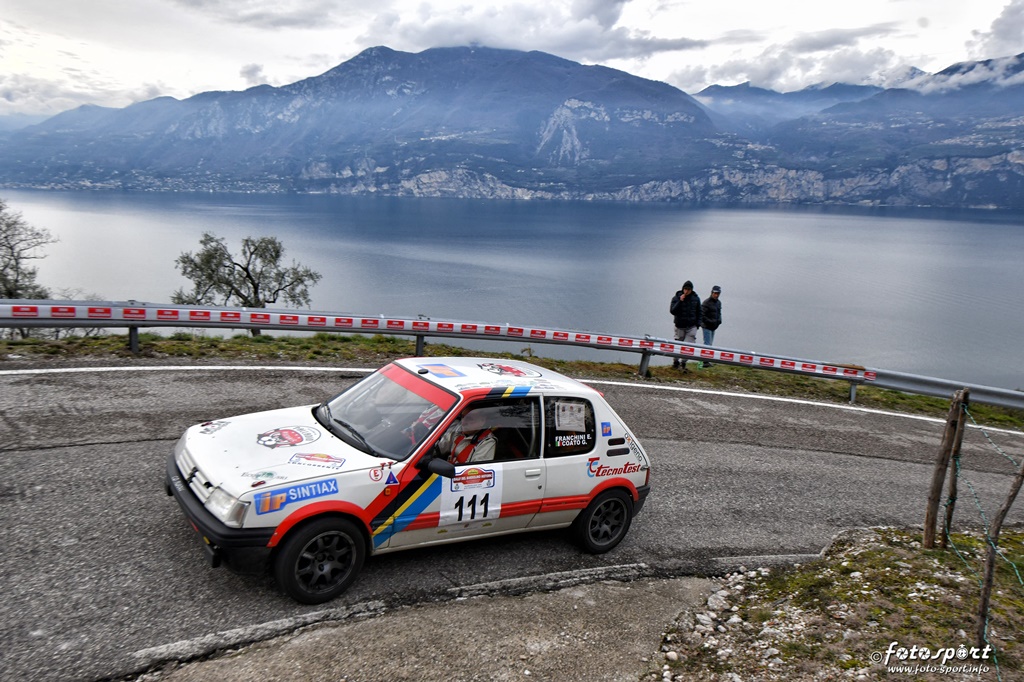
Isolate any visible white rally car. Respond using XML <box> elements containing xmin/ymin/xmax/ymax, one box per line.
<box><xmin>166</xmin><ymin>357</ymin><xmax>651</xmax><ymax>604</ymax></box>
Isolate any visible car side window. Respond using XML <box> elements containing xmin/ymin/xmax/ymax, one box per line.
<box><xmin>544</xmin><ymin>397</ymin><xmax>596</xmax><ymax>457</ymax></box>
<box><xmin>437</xmin><ymin>398</ymin><xmax>541</xmax><ymax>464</ymax></box>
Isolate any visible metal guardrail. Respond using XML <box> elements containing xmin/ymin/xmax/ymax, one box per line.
<box><xmin>2</xmin><ymin>299</ymin><xmax>1022</xmax><ymax>411</ymax></box>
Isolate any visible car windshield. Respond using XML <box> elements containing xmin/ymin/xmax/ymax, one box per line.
<box><xmin>317</xmin><ymin>364</ymin><xmax>458</xmax><ymax>461</ymax></box>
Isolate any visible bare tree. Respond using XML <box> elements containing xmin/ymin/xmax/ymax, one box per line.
<box><xmin>1</xmin><ymin>198</ymin><xmax>59</xmax><ymax>339</ymax></box>
<box><xmin>172</xmin><ymin>232</ymin><xmax>322</xmax><ymax>335</ymax></box>
<box><xmin>0</xmin><ymin>198</ymin><xmax>57</xmax><ymax>300</ymax></box>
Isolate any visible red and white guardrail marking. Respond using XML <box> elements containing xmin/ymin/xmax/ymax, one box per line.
<box><xmin>0</xmin><ymin>302</ymin><xmax>876</xmax><ymax>382</ymax></box>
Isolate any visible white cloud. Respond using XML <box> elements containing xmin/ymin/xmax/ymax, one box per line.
<box><xmin>239</xmin><ymin>63</ymin><xmax>269</xmax><ymax>87</ymax></box>
<box><xmin>968</xmin><ymin>0</ymin><xmax>1024</xmax><ymax>59</ymax></box>
<box><xmin>904</xmin><ymin>52</ymin><xmax>1024</xmax><ymax>93</ymax></box>
<box><xmin>167</xmin><ymin>0</ymin><xmax>367</xmax><ymax>29</ymax></box>
<box><xmin>570</xmin><ymin>0</ymin><xmax>630</xmax><ymax>28</ymax></box>
<box><xmin>1</xmin><ymin>0</ymin><xmax>1020</xmax><ymax>116</ymax></box>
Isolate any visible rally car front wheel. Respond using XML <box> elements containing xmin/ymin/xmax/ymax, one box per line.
<box><xmin>274</xmin><ymin>517</ymin><xmax>366</xmax><ymax>604</ymax></box>
<box><xmin>573</xmin><ymin>489</ymin><xmax>633</xmax><ymax>554</ymax></box>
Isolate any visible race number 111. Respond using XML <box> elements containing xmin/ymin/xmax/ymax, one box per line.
<box><xmin>454</xmin><ymin>493</ymin><xmax>490</xmax><ymax>521</ymax></box>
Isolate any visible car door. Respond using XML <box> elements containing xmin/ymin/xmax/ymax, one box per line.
<box><xmin>529</xmin><ymin>395</ymin><xmax>600</xmax><ymax>529</ymax></box>
<box><xmin>386</xmin><ymin>397</ymin><xmax>544</xmax><ymax>549</ymax></box>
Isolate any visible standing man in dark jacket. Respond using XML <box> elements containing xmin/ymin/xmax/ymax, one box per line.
<box><xmin>670</xmin><ymin>280</ymin><xmax>701</xmax><ymax>371</ymax></box>
<box><xmin>699</xmin><ymin>285</ymin><xmax>722</xmax><ymax>368</ymax></box>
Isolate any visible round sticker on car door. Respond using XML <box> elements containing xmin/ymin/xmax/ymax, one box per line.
<box><xmin>439</xmin><ymin>467</ymin><xmax>503</xmax><ymax>527</ymax></box>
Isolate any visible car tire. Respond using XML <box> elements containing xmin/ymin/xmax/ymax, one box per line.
<box><xmin>273</xmin><ymin>517</ymin><xmax>366</xmax><ymax>604</ymax></box>
<box><xmin>573</xmin><ymin>489</ymin><xmax>633</xmax><ymax>554</ymax></box>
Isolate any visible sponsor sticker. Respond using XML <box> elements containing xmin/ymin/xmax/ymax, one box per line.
<box><xmin>198</xmin><ymin>420</ymin><xmax>230</xmax><ymax>434</ymax></box>
<box><xmin>257</xmin><ymin>426</ymin><xmax>321</xmax><ymax>449</ymax></box>
<box><xmin>601</xmin><ymin>422</ymin><xmax>612</xmax><ymax>437</ymax></box>
<box><xmin>587</xmin><ymin>457</ymin><xmax>642</xmax><ymax>478</ymax></box>
<box><xmin>242</xmin><ymin>470</ymin><xmax>288</xmax><ymax>483</ymax></box>
<box><xmin>478</xmin><ymin>362</ymin><xmax>541</xmax><ymax>378</ymax></box>
<box><xmin>289</xmin><ymin>452</ymin><xmax>345</xmax><ymax>469</ymax></box>
<box><xmin>419</xmin><ymin>363</ymin><xmax>466</xmax><ymax>378</ymax></box>
<box><xmin>450</xmin><ymin>467</ymin><xmax>496</xmax><ymax>491</ymax></box>
<box><xmin>254</xmin><ymin>478</ymin><xmax>339</xmax><ymax>515</ymax></box>
<box><xmin>626</xmin><ymin>434</ymin><xmax>649</xmax><ymax>466</ymax></box>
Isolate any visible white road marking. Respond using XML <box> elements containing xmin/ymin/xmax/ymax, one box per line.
<box><xmin>0</xmin><ymin>365</ymin><xmax>375</xmax><ymax>375</ymax></box>
<box><xmin>586</xmin><ymin>379</ymin><xmax>1024</xmax><ymax>437</ymax></box>
<box><xmin>2</xmin><ymin>364</ymin><xmax>1020</xmax><ymax>436</ymax></box>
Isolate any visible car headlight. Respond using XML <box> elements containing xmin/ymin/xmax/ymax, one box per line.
<box><xmin>206</xmin><ymin>488</ymin><xmax>250</xmax><ymax>528</ymax></box>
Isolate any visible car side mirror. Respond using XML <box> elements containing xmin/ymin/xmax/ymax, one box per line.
<box><xmin>420</xmin><ymin>454</ymin><xmax>456</xmax><ymax>479</ymax></box>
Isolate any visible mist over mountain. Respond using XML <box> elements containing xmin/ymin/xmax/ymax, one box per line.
<box><xmin>693</xmin><ymin>82</ymin><xmax>884</xmax><ymax>134</ymax></box>
<box><xmin>1</xmin><ymin>46</ymin><xmax>1022</xmax><ymax>208</ymax></box>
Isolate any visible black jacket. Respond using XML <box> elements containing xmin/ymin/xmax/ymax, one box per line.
<box><xmin>701</xmin><ymin>297</ymin><xmax>722</xmax><ymax>331</ymax></box>
<box><xmin>670</xmin><ymin>290</ymin><xmax>702</xmax><ymax>329</ymax></box>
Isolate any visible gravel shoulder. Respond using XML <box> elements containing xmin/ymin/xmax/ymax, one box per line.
<box><xmin>131</xmin><ymin>577</ymin><xmax>717</xmax><ymax>682</ymax></box>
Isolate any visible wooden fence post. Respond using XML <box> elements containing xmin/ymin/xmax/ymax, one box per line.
<box><xmin>940</xmin><ymin>389</ymin><xmax>970</xmax><ymax>549</ymax></box>
<box><xmin>923</xmin><ymin>388</ymin><xmax>967</xmax><ymax>548</ymax></box>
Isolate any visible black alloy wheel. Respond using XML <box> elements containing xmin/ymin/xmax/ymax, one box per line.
<box><xmin>574</xmin><ymin>489</ymin><xmax>633</xmax><ymax>554</ymax></box>
<box><xmin>274</xmin><ymin>517</ymin><xmax>366</xmax><ymax>604</ymax></box>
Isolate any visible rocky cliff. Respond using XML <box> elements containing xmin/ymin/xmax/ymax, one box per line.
<box><xmin>1</xmin><ymin>46</ymin><xmax>1022</xmax><ymax>209</ymax></box>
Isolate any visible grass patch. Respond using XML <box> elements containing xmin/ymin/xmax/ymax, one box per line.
<box><xmin>1</xmin><ymin>331</ymin><xmax>1022</xmax><ymax>429</ymax></box>
<box><xmin>657</xmin><ymin>527</ymin><xmax>1024</xmax><ymax>680</ymax></box>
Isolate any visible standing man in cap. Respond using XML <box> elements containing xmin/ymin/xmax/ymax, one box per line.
<box><xmin>699</xmin><ymin>285</ymin><xmax>723</xmax><ymax>368</ymax></box>
<box><xmin>670</xmin><ymin>280</ymin><xmax>701</xmax><ymax>371</ymax></box>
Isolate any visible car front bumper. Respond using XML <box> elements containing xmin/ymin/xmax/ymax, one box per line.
<box><xmin>165</xmin><ymin>452</ymin><xmax>275</xmax><ymax>572</ymax></box>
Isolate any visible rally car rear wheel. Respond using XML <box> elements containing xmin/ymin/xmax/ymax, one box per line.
<box><xmin>274</xmin><ymin>517</ymin><xmax>366</xmax><ymax>604</ymax></box>
<box><xmin>574</xmin><ymin>489</ymin><xmax>633</xmax><ymax>554</ymax></box>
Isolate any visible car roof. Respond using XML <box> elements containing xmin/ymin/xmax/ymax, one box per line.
<box><xmin>392</xmin><ymin>357</ymin><xmax>599</xmax><ymax>397</ymax></box>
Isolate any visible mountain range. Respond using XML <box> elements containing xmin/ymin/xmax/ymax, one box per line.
<box><xmin>1</xmin><ymin>46</ymin><xmax>1022</xmax><ymax>208</ymax></box>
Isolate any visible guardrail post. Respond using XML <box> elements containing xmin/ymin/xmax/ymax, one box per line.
<box><xmin>848</xmin><ymin>382</ymin><xmax>857</xmax><ymax>404</ymax></box>
<box><xmin>638</xmin><ymin>351</ymin><xmax>652</xmax><ymax>378</ymax></box>
<box><xmin>129</xmin><ymin>326</ymin><xmax>139</xmax><ymax>355</ymax></box>
<box><xmin>415</xmin><ymin>334</ymin><xmax>425</xmax><ymax>356</ymax></box>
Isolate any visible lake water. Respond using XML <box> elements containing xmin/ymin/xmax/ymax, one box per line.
<box><xmin>4</xmin><ymin>189</ymin><xmax>1024</xmax><ymax>391</ymax></box>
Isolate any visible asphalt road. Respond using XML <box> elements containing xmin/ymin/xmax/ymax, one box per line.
<box><xmin>1</xmin><ymin>359</ymin><xmax>1022</xmax><ymax>682</ymax></box>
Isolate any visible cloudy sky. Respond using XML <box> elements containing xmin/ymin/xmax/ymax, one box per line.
<box><xmin>2</xmin><ymin>0</ymin><xmax>1022</xmax><ymax>118</ymax></box>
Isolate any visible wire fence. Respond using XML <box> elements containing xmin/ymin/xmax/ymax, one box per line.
<box><xmin>931</xmin><ymin>398</ymin><xmax>1024</xmax><ymax>681</ymax></box>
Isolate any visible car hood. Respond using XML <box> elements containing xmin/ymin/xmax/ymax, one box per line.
<box><xmin>183</xmin><ymin>405</ymin><xmax>388</xmax><ymax>498</ymax></box>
